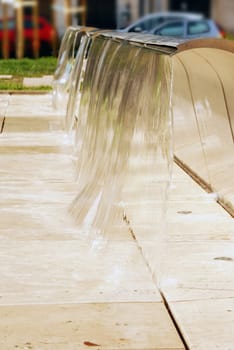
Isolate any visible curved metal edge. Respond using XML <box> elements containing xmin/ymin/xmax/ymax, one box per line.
<box><xmin>69</xmin><ymin>26</ymin><xmax>234</xmax><ymax>57</ymax></box>
<box><xmin>98</xmin><ymin>31</ymin><xmax>183</xmax><ymax>55</ymax></box>
<box><xmin>177</xmin><ymin>38</ymin><xmax>234</xmax><ymax>55</ymax></box>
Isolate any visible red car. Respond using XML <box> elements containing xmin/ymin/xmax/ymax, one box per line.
<box><xmin>0</xmin><ymin>15</ymin><xmax>56</xmax><ymax>56</ymax></box>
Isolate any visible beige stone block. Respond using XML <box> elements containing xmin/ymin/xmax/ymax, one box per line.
<box><xmin>0</xmin><ymin>153</ymin><xmax>76</xmax><ymax>182</ymax></box>
<box><xmin>0</xmin><ymin>303</ymin><xmax>185</xmax><ymax>350</ymax></box>
<box><xmin>23</xmin><ymin>75</ymin><xmax>53</xmax><ymax>88</ymax></box>
<box><xmin>170</xmin><ymin>298</ymin><xmax>234</xmax><ymax>350</ymax></box>
<box><xmin>6</xmin><ymin>94</ymin><xmax>64</xmax><ymax>119</ymax></box>
<box><xmin>153</xmin><ymin>241</ymin><xmax>234</xmax><ymax>301</ymax></box>
<box><xmin>0</xmin><ymin>75</ymin><xmax>12</xmax><ymax>79</ymax></box>
<box><xmin>0</xmin><ymin>132</ymin><xmax>73</xmax><ymax>154</ymax></box>
<box><xmin>0</xmin><ymin>240</ymin><xmax>161</xmax><ymax>304</ymax></box>
<box><xmin>3</xmin><ymin>116</ymin><xmax>63</xmax><ymax>133</ymax></box>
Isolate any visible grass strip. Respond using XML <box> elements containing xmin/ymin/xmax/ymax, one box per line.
<box><xmin>0</xmin><ymin>57</ymin><xmax>56</xmax><ymax>90</ymax></box>
<box><xmin>0</xmin><ymin>57</ymin><xmax>57</xmax><ymax>77</ymax></box>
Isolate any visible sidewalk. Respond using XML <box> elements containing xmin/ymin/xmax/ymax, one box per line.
<box><xmin>0</xmin><ymin>93</ymin><xmax>184</xmax><ymax>350</ymax></box>
<box><xmin>0</xmin><ymin>93</ymin><xmax>233</xmax><ymax>349</ymax></box>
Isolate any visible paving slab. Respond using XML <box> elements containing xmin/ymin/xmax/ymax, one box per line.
<box><xmin>0</xmin><ymin>74</ymin><xmax>12</xmax><ymax>79</ymax></box>
<box><xmin>0</xmin><ymin>303</ymin><xmax>184</xmax><ymax>350</ymax></box>
<box><xmin>23</xmin><ymin>75</ymin><xmax>53</xmax><ymax>88</ymax></box>
<box><xmin>0</xmin><ymin>93</ymin><xmax>186</xmax><ymax>349</ymax></box>
<box><xmin>0</xmin><ymin>153</ymin><xmax>76</xmax><ymax>182</ymax></box>
<box><xmin>156</xmin><ymin>241</ymin><xmax>234</xmax><ymax>301</ymax></box>
<box><xmin>0</xmin><ymin>240</ymin><xmax>162</xmax><ymax>304</ymax></box>
<box><xmin>4</xmin><ymin>115</ymin><xmax>63</xmax><ymax>132</ymax></box>
<box><xmin>170</xmin><ymin>298</ymin><xmax>234</xmax><ymax>350</ymax></box>
<box><xmin>1</xmin><ymin>92</ymin><xmax>233</xmax><ymax>349</ymax></box>
<box><xmin>123</xmin><ymin>150</ymin><xmax>234</xmax><ymax>348</ymax></box>
<box><xmin>5</xmin><ymin>94</ymin><xmax>63</xmax><ymax>118</ymax></box>
<box><xmin>0</xmin><ymin>132</ymin><xmax>72</xmax><ymax>154</ymax></box>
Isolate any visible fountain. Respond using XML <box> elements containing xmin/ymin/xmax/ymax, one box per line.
<box><xmin>52</xmin><ymin>26</ymin><xmax>96</xmax><ymax>111</ymax></box>
<box><xmin>55</xmin><ymin>27</ymin><xmax>234</xmax><ymax>288</ymax></box>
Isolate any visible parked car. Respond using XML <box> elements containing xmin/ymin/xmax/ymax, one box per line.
<box><xmin>149</xmin><ymin>18</ymin><xmax>225</xmax><ymax>39</ymax></box>
<box><xmin>121</xmin><ymin>11</ymin><xmax>204</xmax><ymax>33</ymax></box>
<box><xmin>0</xmin><ymin>16</ymin><xmax>56</xmax><ymax>56</ymax></box>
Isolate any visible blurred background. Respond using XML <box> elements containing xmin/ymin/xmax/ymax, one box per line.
<box><xmin>0</xmin><ymin>0</ymin><xmax>234</xmax><ymax>58</ymax></box>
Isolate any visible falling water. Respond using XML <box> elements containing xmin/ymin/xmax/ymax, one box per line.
<box><xmin>52</xmin><ymin>26</ymin><xmax>86</xmax><ymax>110</ymax></box>
<box><xmin>55</xmin><ymin>25</ymin><xmax>234</xmax><ymax>295</ymax></box>
<box><xmin>65</xmin><ymin>29</ymin><xmax>97</xmax><ymax>133</ymax></box>
<box><xmin>70</xmin><ymin>32</ymin><xmax>174</xmax><ymax>257</ymax></box>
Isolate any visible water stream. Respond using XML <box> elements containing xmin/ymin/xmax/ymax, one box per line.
<box><xmin>65</xmin><ymin>33</ymin><xmax>91</xmax><ymax>133</ymax></box>
<box><xmin>54</xmin><ymin>26</ymin><xmax>234</xmax><ymax>297</ymax></box>
<box><xmin>52</xmin><ymin>26</ymin><xmax>86</xmax><ymax>111</ymax></box>
<box><xmin>68</xmin><ymin>33</ymin><xmax>173</xmax><ymax>256</ymax></box>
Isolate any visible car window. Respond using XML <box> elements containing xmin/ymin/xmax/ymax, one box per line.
<box><xmin>129</xmin><ymin>16</ymin><xmax>182</xmax><ymax>33</ymax></box>
<box><xmin>130</xmin><ymin>23</ymin><xmax>145</xmax><ymax>32</ymax></box>
<box><xmin>130</xmin><ymin>18</ymin><xmax>151</xmax><ymax>32</ymax></box>
<box><xmin>188</xmin><ymin>20</ymin><xmax>209</xmax><ymax>35</ymax></box>
<box><xmin>155</xmin><ymin>21</ymin><xmax>184</xmax><ymax>36</ymax></box>
<box><xmin>148</xmin><ymin>17</ymin><xmax>164</xmax><ymax>28</ymax></box>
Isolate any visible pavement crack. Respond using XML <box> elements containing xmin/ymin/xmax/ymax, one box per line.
<box><xmin>160</xmin><ymin>292</ymin><xmax>190</xmax><ymax>350</ymax></box>
<box><xmin>122</xmin><ymin>211</ymin><xmax>189</xmax><ymax>350</ymax></box>
<box><xmin>174</xmin><ymin>155</ymin><xmax>234</xmax><ymax>218</ymax></box>
<box><xmin>1</xmin><ymin>94</ymin><xmax>11</xmax><ymax>134</ymax></box>
<box><xmin>0</xmin><ymin>116</ymin><xmax>6</xmax><ymax>133</ymax></box>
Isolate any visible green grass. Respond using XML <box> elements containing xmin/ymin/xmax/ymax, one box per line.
<box><xmin>0</xmin><ymin>79</ymin><xmax>22</xmax><ymax>90</ymax></box>
<box><xmin>0</xmin><ymin>57</ymin><xmax>57</xmax><ymax>77</ymax></box>
<box><xmin>0</xmin><ymin>56</ymin><xmax>57</xmax><ymax>90</ymax></box>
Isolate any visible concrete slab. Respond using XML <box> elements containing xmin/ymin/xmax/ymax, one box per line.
<box><xmin>0</xmin><ymin>153</ymin><xmax>76</xmax><ymax>182</ymax></box>
<box><xmin>170</xmin><ymin>298</ymin><xmax>234</xmax><ymax>350</ymax></box>
<box><xmin>123</xmin><ymin>160</ymin><xmax>234</xmax><ymax>302</ymax></box>
<box><xmin>5</xmin><ymin>94</ymin><xmax>62</xmax><ymax>118</ymax></box>
<box><xmin>160</xmin><ymin>241</ymin><xmax>234</xmax><ymax>301</ymax></box>
<box><xmin>23</xmin><ymin>75</ymin><xmax>53</xmax><ymax>88</ymax></box>
<box><xmin>0</xmin><ymin>240</ymin><xmax>161</xmax><ymax>304</ymax></box>
<box><xmin>0</xmin><ymin>132</ymin><xmax>72</xmax><ymax>154</ymax></box>
<box><xmin>0</xmin><ymin>303</ymin><xmax>184</xmax><ymax>350</ymax></box>
<box><xmin>4</xmin><ymin>116</ymin><xmax>63</xmax><ymax>132</ymax></box>
<box><xmin>0</xmin><ymin>94</ymin><xmax>186</xmax><ymax>350</ymax></box>
<box><xmin>1</xmin><ymin>92</ymin><xmax>233</xmax><ymax>350</ymax></box>
<box><xmin>0</xmin><ymin>75</ymin><xmax>12</xmax><ymax>79</ymax></box>
<box><xmin>124</xmin><ymin>199</ymin><xmax>232</xmax><ymax>244</ymax></box>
